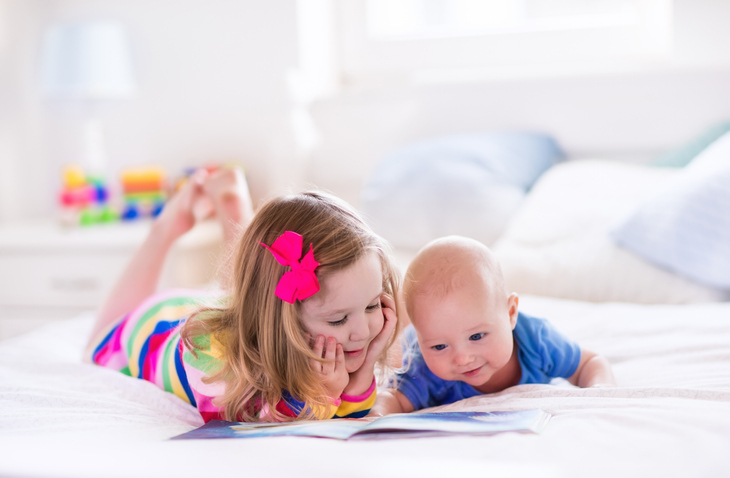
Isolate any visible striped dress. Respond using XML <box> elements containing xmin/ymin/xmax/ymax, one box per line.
<box><xmin>88</xmin><ymin>289</ymin><xmax>376</xmax><ymax>422</ymax></box>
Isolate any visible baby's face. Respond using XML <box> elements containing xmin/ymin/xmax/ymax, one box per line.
<box><xmin>411</xmin><ymin>285</ymin><xmax>517</xmax><ymax>391</ymax></box>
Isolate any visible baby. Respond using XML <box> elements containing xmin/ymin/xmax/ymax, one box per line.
<box><xmin>372</xmin><ymin>236</ymin><xmax>616</xmax><ymax>415</ymax></box>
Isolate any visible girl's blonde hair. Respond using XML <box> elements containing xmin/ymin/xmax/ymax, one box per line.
<box><xmin>181</xmin><ymin>190</ymin><xmax>401</xmax><ymax>422</ymax></box>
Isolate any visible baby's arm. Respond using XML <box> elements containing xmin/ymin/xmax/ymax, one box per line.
<box><xmin>368</xmin><ymin>389</ymin><xmax>415</xmax><ymax>417</ymax></box>
<box><xmin>568</xmin><ymin>349</ymin><xmax>617</xmax><ymax>387</ymax></box>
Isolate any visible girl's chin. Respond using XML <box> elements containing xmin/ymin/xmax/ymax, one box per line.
<box><xmin>344</xmin><ymin>350</ymin><xmax>367</xmax><ymax>374</ymax></box>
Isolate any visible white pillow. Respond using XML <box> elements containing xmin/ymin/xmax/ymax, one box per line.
<box><xmin>492</xmin><ymin>160</ymin><xmax>728</xmax><ymax>304</ymax></box>
<box><xmin>612</xmin><ymin>132</ymin><xmax>730</xmax><ymax>290</ymax></box>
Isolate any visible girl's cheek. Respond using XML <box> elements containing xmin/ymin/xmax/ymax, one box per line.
<box><xmin>305</xmin><ymin>324</ymin><xmax>325</xmax><ymax>341</ymax></box>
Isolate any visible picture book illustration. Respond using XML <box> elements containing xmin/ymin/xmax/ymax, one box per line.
<box><xmin>171</xmin><ymin>409</ymin><xmax>551</xmax><ymax>441</ymax></box>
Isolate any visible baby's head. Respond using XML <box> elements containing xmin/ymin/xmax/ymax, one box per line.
<box><xmin>403</xmin><ymin>236</ymin><xmax>519</xmax><ymax>390</ymax></box>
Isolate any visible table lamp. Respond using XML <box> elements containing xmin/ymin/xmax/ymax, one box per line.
<box><xmin>39</xmin><ymin>21</ymin><xmax>136</xmax><ymax>176</ymax></box>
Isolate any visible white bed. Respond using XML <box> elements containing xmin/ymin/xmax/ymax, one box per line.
<box><xmin>2</xmin><ymin>157</ymin><xmax>729</xmax><ymax>478</ymax></box>
<box><xmin>2</xmin><ymin>296</ymin><xmax>729</xmax><ymax>478</ymax></box>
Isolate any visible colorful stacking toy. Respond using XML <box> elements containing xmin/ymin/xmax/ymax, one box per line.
<box><xmin>58</xmin><ymin>164</ymin><xmax>117</xmax><ymax>226</ymax></box>
<box><xmin>120</xmin><ymin>167</ymin><xmax>167</xmax><ymax>220</ymax></box>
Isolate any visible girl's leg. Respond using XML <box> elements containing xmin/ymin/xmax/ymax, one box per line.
<box><xmin>203</xmin><ymin>167</ymin><xmax>256</xmax><ymax>289</ymax></box>
<box><xmin>86</xmin><ymin>169</ymin><xmax>210</xmax><ymax>348</ymax></box>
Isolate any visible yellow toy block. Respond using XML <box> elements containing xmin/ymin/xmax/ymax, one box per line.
<box><xmin>62</xmin><ymin>164</ymin><xmax>86</xmax><ymax>189</ymax></box>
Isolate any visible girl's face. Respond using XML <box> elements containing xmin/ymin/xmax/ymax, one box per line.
<box><xmin>300</xmin><ymin>251</ymin><xmax>385</xmax><ymax>374</ymax></box>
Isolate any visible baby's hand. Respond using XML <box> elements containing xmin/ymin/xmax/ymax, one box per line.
<box><xmin>310</xmin><ymin>335</ymin><xmax>349</xmax><ymax>400</ymax></box>
<box><xmin>343</xmin><ymin>294</ymin><xmax>397</xmax><ymax>396</ymax></box>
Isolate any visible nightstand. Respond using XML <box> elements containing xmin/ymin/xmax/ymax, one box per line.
<box><xmin>0</xmin><ymin>219</ymin><xmax>223</xmax><ymax>340</ymax></box>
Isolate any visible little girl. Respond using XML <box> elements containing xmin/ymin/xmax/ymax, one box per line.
<box><xmin>84</xmin><ymin>168</ymin><xmax>402</xmax><ymax>423</ymax></box>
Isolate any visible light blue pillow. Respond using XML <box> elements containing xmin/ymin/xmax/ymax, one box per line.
<box><xmin>360</xmin><ymin>132</ymin><xmax>564</xmax><ymax>249</ymax></box>
<box><xmin>613</xmin><ymin>134</ymin><xmax>730</xmax><ymax>289</ymax></box>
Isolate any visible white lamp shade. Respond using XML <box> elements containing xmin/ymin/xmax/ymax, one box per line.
<box><xmin>40</xmin><ymin>21</ymin><xmax>136</xmax><ymax>99</ymax></box>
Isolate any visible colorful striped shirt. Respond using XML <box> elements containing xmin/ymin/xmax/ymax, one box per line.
<box><xmin>87</xmin><ymin>289</ymin><xmax>376</xmax><ymax>422</ymax></box>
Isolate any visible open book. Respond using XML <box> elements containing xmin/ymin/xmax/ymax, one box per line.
<box><xmin>171</xmin><ymin>409</ymin><xmax>551</xmax><ymax>441</ymax></box>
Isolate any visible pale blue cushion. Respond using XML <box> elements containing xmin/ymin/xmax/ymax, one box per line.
<box><xmin>360</xmin><ymin>132</ymin><xmax>564</xmax><ymax>249</ymax></box>
<box><xmin>613</xmin><ymin>133</ymin><xmax>730</xmax><ymax>289</ymax></box>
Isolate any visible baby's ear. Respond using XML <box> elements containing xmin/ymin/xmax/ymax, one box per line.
<box><xmin>507</xmin><ymin>293</ymin><xmax>519</xmax><ymax>330</ymax></box>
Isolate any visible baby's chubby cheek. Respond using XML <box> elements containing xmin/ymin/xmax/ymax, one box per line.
<box><xmin>422</xmin><ymin>356</ymin><xmax>449</xmax><ymax>381</ymax></box>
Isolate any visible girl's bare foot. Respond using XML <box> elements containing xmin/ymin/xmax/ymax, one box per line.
<box><xmin>155</xmin><ymin>168</ymin><xmax>210</xmax><ymax>242</ymax></box>
<box><xmin>203</xmin><ymin>167</ymin><xmax>255</xmax><ymax>246</ymax></box>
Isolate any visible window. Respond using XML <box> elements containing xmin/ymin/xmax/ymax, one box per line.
<box><xmin>335</xmin><ymin>0</ymin><xmax>673</xmax><ymax>85</ymax></box>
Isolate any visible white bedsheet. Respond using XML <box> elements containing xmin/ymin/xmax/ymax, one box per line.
<box><xmin>1</xmin><ymin>296</ymin><xmax>729</xmax><ymax>478</ymax></box>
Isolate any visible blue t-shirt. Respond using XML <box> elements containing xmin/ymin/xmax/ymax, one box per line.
<box><xmin>394</xmin><ymin>312</ymin><xmax>581</xmax><ymax>411</ymax></box>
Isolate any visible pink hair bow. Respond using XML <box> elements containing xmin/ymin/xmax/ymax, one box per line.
<box><xmin>260</xmin><ymin>231</ymin><xmax>320</xmax><ymax>304</ymax></box>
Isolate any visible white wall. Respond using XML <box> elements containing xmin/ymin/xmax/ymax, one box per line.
<box><xmin>1</xmin><ymin>0</ymin><xmax>730</xmax><ymax>220</ymax></box>
<box><xmin>0</xmin><ymin>0</ymin><xmax>46</xmax><ymax>223</ymax></box>
<box><xmin>1</xmin><ymin>0</ymin><xmax>304</xmax><ymax>222</ymax></box>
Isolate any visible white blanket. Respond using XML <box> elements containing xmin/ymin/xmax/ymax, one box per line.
<box><xmin>1</xmin><ymin>296</ymin><xmax>729</xmax><ymax>478</ymax></box>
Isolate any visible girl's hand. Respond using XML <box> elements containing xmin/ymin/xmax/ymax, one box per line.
<box><xmin>343</xmin><ymin>294</ymin><xmax>398</xmax><ymax>396</ymax></box>
<box><xmin>310</xmin><ymin>335</ymin><xmax>349</xmax><ymax>400</ymax></box>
